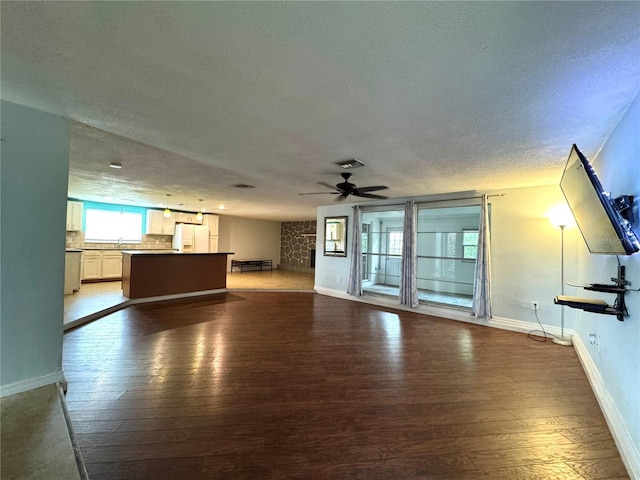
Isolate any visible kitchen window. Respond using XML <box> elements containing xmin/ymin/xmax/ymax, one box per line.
<box><xmin>85</xmin><ymin>208</ymin><xmax>143</xmax><ymax>243</ymax></box>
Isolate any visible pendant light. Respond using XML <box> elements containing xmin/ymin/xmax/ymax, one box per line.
<box><xmin>196</xmin><ymin>199</ymin><xmax>204</xmax><ymax>221</ymax></box>
<box><xmin>163</xmin><ymin>194</ymin><xmax>172</xmax><ymax>218</ymax></box>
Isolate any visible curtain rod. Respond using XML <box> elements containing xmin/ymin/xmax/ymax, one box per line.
<box><xmin>359</xmin><ymin>193</ymin><xmax>505</xmax><ymax>210</ymax></box>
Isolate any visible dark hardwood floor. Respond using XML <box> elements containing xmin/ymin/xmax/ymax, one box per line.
<box><xmin>62</xmin><ymin>292</ymin><xmax>629</xmax><ymax>479</ymax></box>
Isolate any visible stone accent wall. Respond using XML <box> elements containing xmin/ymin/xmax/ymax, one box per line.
<box><xmin>279</xmin><ymin>221</ymin><xmax>317</xmax><ymax>273</ymax></box>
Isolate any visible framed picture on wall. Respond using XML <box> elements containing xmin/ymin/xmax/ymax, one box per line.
<box><xmin>324</xmin><ymin>216</ymin><xmax>347</xmax><ymax>257</ymax></box>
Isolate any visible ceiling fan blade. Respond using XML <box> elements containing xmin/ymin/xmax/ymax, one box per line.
<box><xmin>298</xmin><ymin>191</ymin><xmax>340</xmax><ymax>195</ymax></box>
<box><xmin>317</xmin><ymin>181</ymin><xmax>338</xmax><ymax>190</ymax></box>
<box><xmin>354</xmin><ymin>192</ymin><xmax>388</xmax><ymax>200</ymax></box>
<box><xmin>335</xmin><ymin>194</ymin><xmax>347</xmax><ymax>202</ymax></box>
<box><xmin>355</xmin><ymin>185</ymin><xmax>388</xmax><ymax>193</ymax></box>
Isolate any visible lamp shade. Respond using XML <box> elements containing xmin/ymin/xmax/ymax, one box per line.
<box><xmin>547</xmin><ymin>204</ymin><xmax>575</xmax><ymax>228</ymax></box>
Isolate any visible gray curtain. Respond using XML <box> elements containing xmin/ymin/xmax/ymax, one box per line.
<box><xmin>347</xmin><ymin>205</ymin><xmax>362</xmax><ymax>296</ymax></box>
<box><xmin>472</xmin><ymin>194</ymin><xmax>492</xmax><ymax>319</ymax></box>
<box><xmin>399</xmin><ymin>200</ymin><xmax>419</xmax><ymax>307</ymax></box>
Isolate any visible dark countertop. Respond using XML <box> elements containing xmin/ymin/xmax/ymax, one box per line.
<box><xmin>65</xmin><ymin>249</ymin><xmax>83</xmax><ymax>253</ymax></box>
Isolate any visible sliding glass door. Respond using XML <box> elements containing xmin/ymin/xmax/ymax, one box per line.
<box><xmin>361</xmin><ymin>209</ymin><xmax>404</xmax><ymax>297</ymax></box>
<box><xmin>415</xmin><ymin>205</ymin><xmax>481</xmax><ymax>308</ymax></box>
<box><xmin>360</xmin><ymin>204</ymin><xmax>482</xmax><ymax>309</ymax></box>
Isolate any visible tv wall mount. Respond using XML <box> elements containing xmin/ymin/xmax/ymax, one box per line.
<box><xmin>613</xmin><ymin>195</ymin><xmax>633</xmax><ymax>222</ymax></box>
<box><xmin>555</xmin><ymin>265</ymin><xmax>630</xmax><ymax>322</ymax></box>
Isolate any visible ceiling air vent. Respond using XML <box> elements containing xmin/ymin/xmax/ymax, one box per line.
<box><xmin>335</xmin><ymin>158</ymin><xmax>366</xmax><ymax>169</ymax></box>
<box><xmin>233</xmin><ymin>184</ymin><xmax>255</xmax><ymax>189</ymax></box>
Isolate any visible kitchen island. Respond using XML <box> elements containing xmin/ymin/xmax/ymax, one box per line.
<box><xmin>122</xmin><ymin>251</ymin><xmax>233</xmax><ymax>300</ymax></box>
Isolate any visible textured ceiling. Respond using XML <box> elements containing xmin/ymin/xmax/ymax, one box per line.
<box><xmin>2</xmin><ymin>2</ymin><xmax>639</xmax><ymax>221</ymax></box>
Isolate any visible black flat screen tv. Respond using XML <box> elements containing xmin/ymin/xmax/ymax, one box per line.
<box><xmin>560</xmin><ymin>144</ymin><xmax>639</xmax><ymax>255</ymax></box>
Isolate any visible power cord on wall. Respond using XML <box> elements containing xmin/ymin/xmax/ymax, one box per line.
<box><xmin>527</xmin><ymin>308</ymin><xmax>555</xmax><ymax>342</ymax></box>
<box><xmin>614</xmin><ymin>256</ymin><xmax>639</xmax><ymax>291</ymax></box>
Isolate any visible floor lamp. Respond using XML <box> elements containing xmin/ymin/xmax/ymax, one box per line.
<box><xmin>552</xmin><ymin>222</ymin><xmax>573</xmax><ymax>346</ymax></box>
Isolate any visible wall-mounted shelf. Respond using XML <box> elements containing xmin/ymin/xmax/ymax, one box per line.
<box><xmin>555</xmin><ymin>265</ymin><xmax>629</xmax><ymax>321</ymax></box>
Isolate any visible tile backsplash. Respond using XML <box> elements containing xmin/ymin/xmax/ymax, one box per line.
<box><xmin>66</xmin><ymin>231</ymin><xmax>174</xmax><ymax>250</ymax></box>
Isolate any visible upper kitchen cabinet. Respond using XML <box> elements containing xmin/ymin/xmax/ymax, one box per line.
<box><xmin>201</xmin><ymin>214</ymin><xmax>219</xmax><ymax>235</ymax></box>
<box><xmin>66</xmin><ymin>201</ymin><xmax>83</xmax><ymax>231</ymax></box>
<box><xmin>146</xmin><ymin>209</ymin><xmax>176</xmax><ymax>235</ymax></box>
<box><xmin>174</xmin><ymin>212</ymin><xmax>202</xmax><ymax>224</ymax></box>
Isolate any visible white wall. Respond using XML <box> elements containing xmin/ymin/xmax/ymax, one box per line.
<box><xmin>0</xmin><ymin>101</ymin><xmax>70</xmax><ymax>395</ymax></box>
<box><xmin>313</xmin><ymin>96</ymin><xmax>640</xmax><ymax>476</ymax></box>
<box><xmin>217</xmin><ymin>215</ymin><xmax>281</xmax><ymax>270</ymax></box>
<box><xmin>490</xmin><ymin>184</ymin><xmax>579</xmax><ymax>324</ymax></box>
<box><xmin>316</xmin><ymin>187</ymin><xmax>578</xmax><ymax>329</ymax></box>
<box><xmin>315</xmin><ymin>203</ymin><xmax>354</xmax><ymax>289</ymax></box>
<box><xmin>574</xmin><ymin>93</ymin><xmax>640</xmax><ymax>476</ymax></box>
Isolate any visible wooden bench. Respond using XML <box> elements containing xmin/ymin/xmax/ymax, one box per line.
<box><xmin>231</xmin><ymin>259</ymin><xmax>273</xmax><ymax>273</ymax></box>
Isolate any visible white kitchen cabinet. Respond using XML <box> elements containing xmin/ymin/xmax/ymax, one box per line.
<box><xmin>101</xmin><ymin>252</ymin><xmax>123</xmax><ymax>279</ymax></box>
<box><xmin>81</xmin><ymin>250</ymin><xmax>123</xmax><ymax>280</ymax></box>
<box><xmin>201</xmin><ymin>214</ymin><xmax>219</xmax><ymax>235</ymax></box>
<box><xmin>174</xmin><ymin>212</ymin><xmax>202</xmax><ymax>224</ymax></box>
<box><xmin>66</xmin><ymin>201</ymin><xmax>83</xmax><ymax>231</ymax></box>
<box><xmin>146</xmin><ymin>210</ymin><xmax>176</xmax><ymax>235</ymax></box>
<box><xmin>64</xmin><ymin>250</ymin><xmax>82</xmax><ymax>294</ymax></box>
<box><xmin>81</xmin><ymin>251</ymin><xmax>101</xmax><ymax>280</ymax></box>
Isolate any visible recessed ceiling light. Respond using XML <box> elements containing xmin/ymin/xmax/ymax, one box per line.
<box><xmin>335</xmin><ymin>158</ymin><xmax>366</xmax><ymax>169</ymax></box>
<box><xmin>109</xmin><ymin>161</ymin><xmax>123</xmax><ymax>169</ymax></box>
<box><xmin>219</xmin><ymin>205</ymin><xmax>225</xmax><ymax>210</ymax></box>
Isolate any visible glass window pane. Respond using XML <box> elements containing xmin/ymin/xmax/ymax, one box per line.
<box><xmin>85</xmin><ymin>209</ymin><xmax>142</xmax><ymax>243</ymax></box>
<box><xmin>388</xmin><ymin>230</ymin><xmax>403</xmax><ymax>255</ymax></box>
<box><xmin>462</xmin><ymin>230</ymin><xmax>479</xmax><ymax>259</ymax></box>
<box><xmin>463</xmin><ymin>245</ymin><xmax>478</xmax><ymax>259</ymax></box>
<box><xmin>415</xmin><ymin>205</ymin><xmax>481</xmax><ymax>308</ymax></box>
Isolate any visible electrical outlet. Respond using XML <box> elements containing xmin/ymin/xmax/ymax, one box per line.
<box><xmin>532</xmin><ymin>301</ymin><xmax>539</xmax><ymax>311</ymax></box>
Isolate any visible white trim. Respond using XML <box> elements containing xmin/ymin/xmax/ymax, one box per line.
<box><xmin>0</xmin><ymin>370</ymin><xmax>66</xmax><ymax>398</ymax></box>
<box><xmin>315</xmin><ymin>287</ymin><xmax>568</xmax><ymax>337</ymax></box>
<box><xmin>63</xmin><ymin>289</ymin><xmax>230</xmax><ymax>331</ymax></box>
<box><xmin>573</xmin><ymin>334</ymin><xmax>639</xmax><ymax>479</ymax></box>
<box><xmin>63</xmin><ymin>288</ymin><xmax>316</xmax><ymax>333</ymax></box>
<box><xmin>127</xmin><ymin>289</ymin><xmax>228</xmax><ymax>305</ymax></box>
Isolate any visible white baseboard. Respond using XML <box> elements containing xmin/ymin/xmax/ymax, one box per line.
<box><xmin>573</xmin><ymin>335</ymin><xmax>639</xmax><ymax>479</ymax></box>
<box><xmin>314</xmin><ymin>287</ymin><xmax>567</xmax><ymax>337</ymax></box>
<box><xmin>315</xmin><ymin>286</ymin><xmax>474</xmax><ymax>321</ymax></box>
<box><xmin>0</xmin><ymin>370</ymin><xmax>66</xmax><ymax>398</ymax></box>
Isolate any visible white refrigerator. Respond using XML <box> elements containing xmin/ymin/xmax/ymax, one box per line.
<box><xmin>173</xmin><ymin>224</ymin><xmax>210</xmax><ymax>253</ymax></box>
